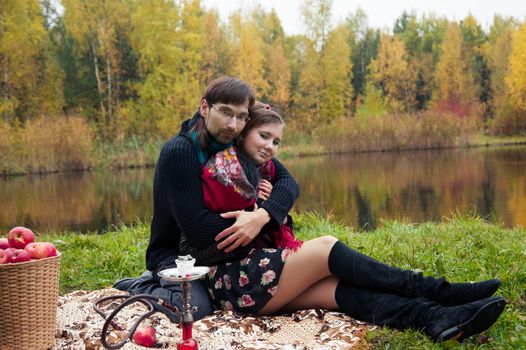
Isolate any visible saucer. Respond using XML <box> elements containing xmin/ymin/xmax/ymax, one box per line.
<box><xmin>157</xmin><ymin>266</ymin><xmax>210</xmax><ymax>282</ymax></box>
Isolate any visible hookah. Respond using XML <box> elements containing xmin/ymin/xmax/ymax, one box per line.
<box><xmin>94</xmin><ymin>255</ymin><xmax>209</xmax><ymax>349</ymax></box>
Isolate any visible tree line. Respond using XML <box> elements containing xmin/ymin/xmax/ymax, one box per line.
<box><xmin>1</xmin><ymin>0</ymin><xmax>526</xmax><ymax>143</ymax></box>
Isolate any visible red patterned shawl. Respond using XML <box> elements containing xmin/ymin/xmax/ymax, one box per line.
<box><xmin>202</xmin><ymin>147</ymin><xmax>303</xmax><ymax>251</ymax></box>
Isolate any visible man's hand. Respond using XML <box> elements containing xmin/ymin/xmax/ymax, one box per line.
<box><xmin>215</xmin><ymin>208</ymin><xmax>271</xmax><ymax>253</ymax></box>
<box><xmin>257</xmin><ymin>179</ymin><xmax>273</xmax><ymax>201</ymax></box>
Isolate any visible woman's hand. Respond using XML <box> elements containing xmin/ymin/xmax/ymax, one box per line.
<box><xmin>257</xmin><ymin>179</ymin><xmax>273</xmax><ymax>201</ymax></box>
<box><xmin>215</xmin><ymin>208</ymin><xmax>270</xmax><ymax>253</ymax></box>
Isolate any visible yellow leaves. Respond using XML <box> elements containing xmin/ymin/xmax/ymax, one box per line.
<box><xmin>1</xmin><ymin>1</ymin><xmax>46</xmax><ymax>74</ymax></box>
<box><xmin>129</xmin><ymin>0</ymin><xmax>181</xmax><ymax>73</ymax></box>
<box><xmin>0</xmin><ymin>0</ymin><xmax>54</xmax><ymax>120</ymax></box>
<box><xmin>0</xmin><ymin>98</ymin><xmax>18</xmax><ymax>116</ymax></box>
<box><xmin>295</xmin><ymin>39</ymin><xmax>322</xmax><ymax>117</ymax></box>
<box><xmin>266</xmin><ymin>39</ymin><xmax>291</xmax><ymax>108</ymax></box>
<box><xmin>4</xmin><ymin>0</ymin><xmax>526</xmax><ymax>140</ymax></box>
<box><xmin>505</xmin><ymin>22</ymin><xmax>526</xmax><ymax>111</ymax></box>
<box><xmin>201</xmin><ymin>10</ymin><xmax>232</xmax><ymax>83</ymax></box>
<box><xmin>229</xmin><ymin>7</ymin><xmax>293</xmax><ymax>104</ymax></box>
<box><xmin>232</xmin><ymin>20</ymin><xmax>269</xmax><ymax>97</ymax></box>
<box><xmin>63</xmin><ymin>0</ymin><xmax>129</xmax><ymax>53</ymax></box>
<box><xmin>320</xmin><ymin>24</ymin><xmax>353</xmax><ymax>119</ymax></box>
<box><xmin>484</xmin><ymin>16</ymin><xmax>516</xmax><ymax>112</ymax></box>
<box><xmin>295</xmin><ymin>23</ymin><xmax>353</xmax><ymax>123</ymax></box>
<box><xmin>369</xmin><ymin>34</ymin><xmax>415</xmax><ymax>113</ymax></box>
<box><xmin>127</xmin><ymin>0</ymin><xmax>206</xmax><ymax>136</ymax></box>
<box><xmin>433</xmin><ymin>22</ymin><xmax>477</xmax><ymax>107</ymax></box>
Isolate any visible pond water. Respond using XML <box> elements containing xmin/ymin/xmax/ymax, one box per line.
<box><xmin>1</xmin><ymin>146</ymin><xmax>526</xmax><ymax>233</ymax></box>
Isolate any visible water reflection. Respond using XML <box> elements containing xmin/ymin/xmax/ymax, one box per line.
<box><xmin>286</xmin><ymin>146</ymin><xmax>526</xmax><ymax>229</ymax></box>
<box><xmin>1</xmin><ymin>146</ymin><xmax>526</xmax><ymax>233</ymax></box>
<box><xmin>0</xmin><ymin>169</ymin><xmax>153</xmax><ymax>233</ymax></box>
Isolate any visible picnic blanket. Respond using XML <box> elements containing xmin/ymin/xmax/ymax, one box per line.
<box><xmin>52</xmin><ymin>288</ymin><xmax>373</xmax><ymax>350</ymax></box>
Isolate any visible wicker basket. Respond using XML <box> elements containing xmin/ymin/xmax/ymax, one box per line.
<box><xmin>0</xmin><ymin>253</ymin><xmax>61</xmax><ymax>350</ymax></box>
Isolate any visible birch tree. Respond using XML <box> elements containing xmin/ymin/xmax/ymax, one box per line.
<box><xmin>62</xmin><ymin>0</ymin><xmax>130</xmax><ymax>137</ymax></box>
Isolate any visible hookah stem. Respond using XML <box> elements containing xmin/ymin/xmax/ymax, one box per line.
<box><xmin>182</xmin><ymin>321</ymin><xmax>193</xmax><ymax>339</ymax></box>
<box><xmin>182</xmin><ymin>280</ymin><xmax>193</xmax><ymax>339</ymax></box>
<box><xmin>179</xmin><ymin>280</ymin><xmax>199</xmax><ymax>350</ymax></box>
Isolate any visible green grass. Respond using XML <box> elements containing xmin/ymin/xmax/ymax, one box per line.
<box><xmin>41</xmin><ymin>213</ymin><xmax>526</xmax><ymax>349</ymax></box>
<box><xmin>40</xmin><ymin>221</ymin><xmax>149</xmax><ymax>294</ymax></box>
<box><xmin>467</xmin><ymin>134</ymin><xmax>526</xmax><ymax>147</ymax></box>
<box><xmin>92</xmin><ymin>137</ymin><xmax>163</xmax><ymax>169</ymax></box>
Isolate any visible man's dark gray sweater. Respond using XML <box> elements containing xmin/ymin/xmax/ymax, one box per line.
<box><xmin>145</xmin><ymin>113</ymin><xmax>300</xmax><ymax>271</ymax></box>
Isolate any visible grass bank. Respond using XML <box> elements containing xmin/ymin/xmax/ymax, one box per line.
<box><xmin>281</xmin><ymin>114</ymin><xmax>526</xmax><ymax>158</ymax></box>
<box><xmin>40</xmin><ymin>214</ymin><xmax>525</xmax><ymax>349</ymax></box>
<box><xmin>0</xmin><ymin>117</ymin><xmax>162</xmax><ymax>176</ymax></box>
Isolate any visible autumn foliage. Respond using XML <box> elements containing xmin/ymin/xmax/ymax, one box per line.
<box><xmin>1</xmin><ymin>0</ymin><xmax>526</xmax><ymax>174</ymax></box>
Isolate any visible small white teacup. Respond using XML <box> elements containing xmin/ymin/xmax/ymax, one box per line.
<box><xmin>176</xmin><ymin>255</ymin><xmax>196</xmax><ymax>276</ymax></box>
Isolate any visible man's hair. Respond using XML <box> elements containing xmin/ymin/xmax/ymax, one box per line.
<box><xmin>237</xmin><ymin>101</ymin><xmax>284</xmax><ymax>151</ymax></box>
<box><xmin>202</xmin><ymin>76</ymin><xmax>255</xmax><ymax>107</ymax></box>
<box><xmin>192</xmin><ymin>77</ymin><xmax>255</xmax><ymax>148</ymax></box>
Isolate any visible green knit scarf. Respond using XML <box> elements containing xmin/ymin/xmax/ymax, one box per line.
<box><xmin>191</xmin><ymin>131</ymin><xmax>233</xmax><ymax>165</ymax></box>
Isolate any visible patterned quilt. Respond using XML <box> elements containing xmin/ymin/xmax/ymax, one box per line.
<box><xmin>53</xmin><ymin>288</ymin><xmax>373</xmax><ymax>350</ymax></box>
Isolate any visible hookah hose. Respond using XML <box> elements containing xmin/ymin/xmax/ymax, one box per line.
<box><xmin>93</xmin><ymin>294</ymin><xmax>181</xmax><ymax>349</ymax></box>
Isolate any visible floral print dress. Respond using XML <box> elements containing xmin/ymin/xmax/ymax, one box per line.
<box><xmin>205</xmin><ymin>247</ymin><xmax>292</xmax><ymax>314</ymax></box>
<box><xmin>199</xmin><ymin>147</ymin><xmax>301</xmax><ymax>314</ymax></box>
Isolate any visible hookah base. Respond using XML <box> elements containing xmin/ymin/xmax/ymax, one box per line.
<box><xmin>177</xmin><ymin>338</ymin><xmax>199</xmax><ymax>350</ymax></box>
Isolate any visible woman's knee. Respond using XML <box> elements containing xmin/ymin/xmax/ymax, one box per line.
<box><xmin>289</xmin><ymin>235</ymin><xmax>338</xmax><ymax>263</ymax></box>
<box><xmin>313</xmin><ymin>235</ymin><xmax>338</xmax><ymax>249</ymax></box>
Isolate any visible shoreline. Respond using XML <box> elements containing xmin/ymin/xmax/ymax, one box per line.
<box><xmin>3</xmin><ymin>135</ymin><xmax>526</xmax><ymax>178</ymax></box>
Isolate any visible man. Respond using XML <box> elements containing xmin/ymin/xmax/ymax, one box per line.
<box><xmin>116</xmin><ymin>77</ymin><xmax>299</xmax><ymax>320</ymax></box>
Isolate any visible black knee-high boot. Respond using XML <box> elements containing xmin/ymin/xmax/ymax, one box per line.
<box><xmin>334</xmin><ymin>283</ymin><xmax>507</xmax><ymax>342</ymax></box>
<box><xmin>328</xmin><ymin>240</ymin><xmax>500</xmax><ymax>306</ymax></box>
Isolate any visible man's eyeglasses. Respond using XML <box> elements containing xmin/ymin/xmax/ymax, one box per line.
<box><xmin>211</xmin><ymin>104</ymin><xmax>251</xmax><ymax>124</ymax></box>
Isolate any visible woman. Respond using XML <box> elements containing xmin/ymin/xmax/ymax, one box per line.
<box><xmin>181</xmin><ymin>102</ymin><xmax>506</xmax><ymax>342</ymax></box>
<box><xmin>200</xmin><ymin>103</ymin><xmax>303</xmax><ymax>253</ymax></box>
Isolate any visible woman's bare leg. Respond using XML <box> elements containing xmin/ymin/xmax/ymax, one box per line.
<box><xmin>278</xmin><ymin>276</ymin><xmax>340</xmax><ymax>313</ymax></box>
<box><xmin>258</xmin><ymin>235</ymin><xmax>338</xmax><ymax>315</ymax></box>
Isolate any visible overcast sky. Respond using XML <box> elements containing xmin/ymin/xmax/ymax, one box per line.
<box><xmin>201</xmin><ymin>0</ymin><xmax>526</xmax><ymax>34</ymax></box>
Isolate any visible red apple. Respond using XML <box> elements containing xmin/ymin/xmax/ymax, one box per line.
<box><xmin>0</xmin><ymin>249</ymin><xmax>12</xmax><ymax>264</ymax></box>
<box><xmin>42</xmin><ymin>242</ymin><xmax>57</xmax><ymax>257</ymax></box>
<box><xmin>0</xmin><ymin>238</ymin><xmax>9</xmax><ymax>250</ymax></box>
<box><xmin>133</xmin><ymin>323</ymin><xmax>157</xmax><ymax>347</ymax></box>
<box><xmin>24</xmin><ymin>242</ymin><xmax>49</xmax><ymax>259</ymax></box>
<box><xmin>9</xmin><ymin>249</ymin><xmax>31</xmax><ymax>263</ymax></box>
<box><xmin>5</xmin><ymin>247</ymin><xmax>17</xmax><ymax>256</ymax></box>
<box><xmin>8</xmin><ymin>227</ymin><xmax>35</xmax><ymax>249</ymax></box>
<box><xmin>24</xmin><ymin>242</ymin><xmax>57</xmax><ymax>259</ymax></box>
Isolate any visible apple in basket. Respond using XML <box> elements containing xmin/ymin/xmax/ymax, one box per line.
<box><xmin>0</xmin><ymin>238</ymin><xmax>10</xmax><ymax>250</ymax></box>
<box><xmin>9</xmin><ymin>249</ymin><xmax>31</xmax><ymax>263</ymax></box>
<box><xmin>0</xmin><ymin>249</ymin><xmax>12</xmax><ymax>264</ymax></box>
<box><xmin>25</xmin><ymin>242</ymin><xmax>57</xmax><ymax>259</ymax></box>
<box><xmin>43</xmin><ymin>242</ymin><xmax>57</xmax><ymax>257</ymax></box>
<box><xmin>133</xmin><ymin>322</ymin><xmax>157</xmax><ymax>347</ymax></box>
<box><xmin>8</xmin><ymin>226</ymin><xmax>35</xmax><ymax>249</ymax></box>
<box><xmin>4</xmin><ymin>247</ymin><xmax>17</xmax><ymax>256</ymax></box>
